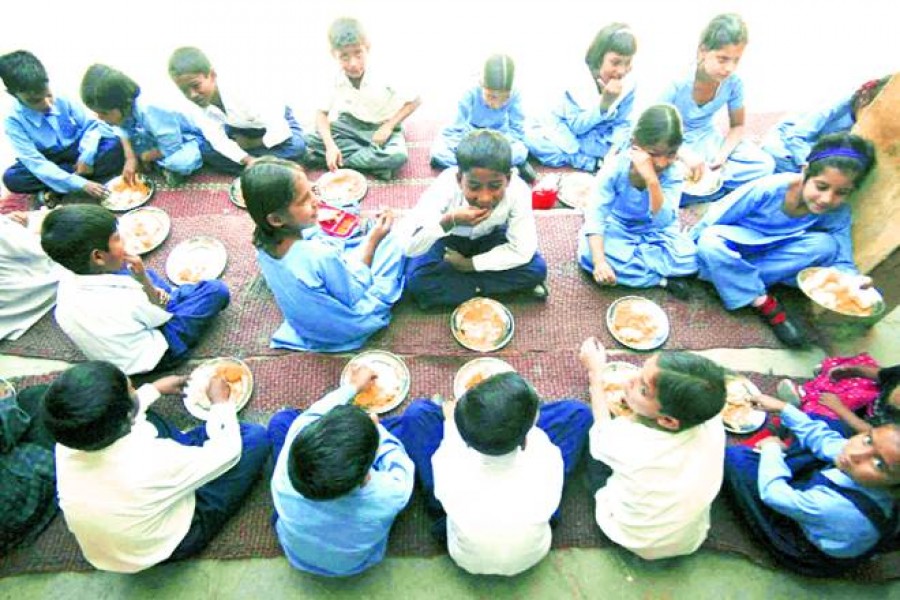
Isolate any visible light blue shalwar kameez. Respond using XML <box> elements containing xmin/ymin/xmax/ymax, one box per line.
<box><xmin>118</xmin><ymin>96</ymin><xmax>206</xmax><ymax>175</ymax></box>
<box><xmin>524</xmin><ymin>69</ymin><xmax>635</xmax><ymax>171</ymax></box>
<box><xmin>691</xmin><ymin>173</ymin><xmax>856</xmax><ymax>310</ymax></box>
<box><xmin>430</xmin><ymin>85</ymin><xmax>528</xmax><ymax>167</ymax></box>
<box><xmin>577</xmin><ymin>153</ymin><xmax>697</xmax><ymax>287</ymax></box>
<box><xmin>256</xmin><ymin>227</ymin><xmax>405</xmax><ymax>352</ymax></box>
<box><xmin>660</xmin><ymin>69</ymin><xmax>774</xmax><ymax>201</ymax></box>
<box><xmin>761</xmin><ymin>95</ymin><xmax>855</xmax><ymax>174</ymax></box>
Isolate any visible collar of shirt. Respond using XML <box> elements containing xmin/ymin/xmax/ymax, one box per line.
<box><xmin>18</xmin><ymin>101</ymin><xmax>61</xmax><ymax>129</ymax></box>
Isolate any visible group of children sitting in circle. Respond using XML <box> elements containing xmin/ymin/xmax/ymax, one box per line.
<box><xmin>0</xmin><ymin>12</ymin><xmax>897</xmax><ymax>581</ymax></box>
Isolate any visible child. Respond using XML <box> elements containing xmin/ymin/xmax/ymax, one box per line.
<box><xmin>0</xmin><ymin>50</ymin><xmax>124</xmax><ymax>206</ymax></box>
<box><xmin>725</xmin><ymin>394</ymin><xmax>900</xmax><ymax>577</ymax></box>
<box><xmin>658</xmin><ymin>13</ymin><xmax>774</xmax><ymax>204</ymax></box>
<box><xmin>691</xmin><ymin>133</ymin><xmax>876</xmax><ymax>348</ymax></box>
<box><xmin>80</xmin><ymin>63</ymin><xmax>209</xmax><ymax>186</ymax></box>
<box><xmin>168</xmin><ymin>46</ymin><xmax>307</xmax><ymax>175</ymax></box>
<box><xmin>430</xmin><ymin>54</ymin><xmax>535</xmax><ymax>182</ymax></box>
<box><xmin>0</xmin><ymin>211</ymin><xmax>61</xmax><ymax>341</ymax></box>
<box><xmin>241</xmin><ymin>157</ymin><xmax>404</xmax><ymax>352</ymax></box>
<box><xmin>403</xmin><ymin>129</ymin><xmax>548</xmax><ymax>309</ymax></box>
<box><xmin>578</xmin><ymin>104</ymin><xmax>697</xmax><ymax>300</ymax></box>
<box><xmin>42</xmin><ymin>361</ymin><xmax>269</xmax><ymax>573</ymax></box>
<box><xmin>762</xmin><ymin>77</ymin><xmax>889</xmax><ymax>174</ymax></box>
<box><xmin>386</xmin><ymin>372</ymin><xmax>592</xmax><ymax>576</ymax></box>
<box><xmin>524</xmin><ymin>23</ymin><xmax>636</xmax><ymax>172</ymax></box>
<box><xmin>267</xmin><ymin>364</ymin><xmax>414</xmax><ymax>576</ymax></box>
<box><xmin>306</xmin><ymin>17</ymin><xmax>421</xmax><ymax>181</ymax></box>
<box><xmin>40</xmin><ymin>204</ymin><xmax>230</xmax><ymax>374</ymax></box>
<box><xmin>579</xmin><ymin>337</ymin><xmax>727</xmax><ymax>560</ymax></box>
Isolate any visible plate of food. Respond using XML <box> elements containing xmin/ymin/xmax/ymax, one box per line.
<box><xmin>118</xmin><ymin>207</ymin><xmax>171</xmax><ymax>255</ymax></box>
<box><xmin>683</xmin><ymin>166</ymin><xmax>723</xmax><ymax>197</ymax></box>
<box><xmin>557</xmin><ymin>172</ymin><xmax>596</xmax><ymax>209</ymax></box>
<box><xmin>228</xmin><ymin>177</ymin><xmax>245</xmax><ymax>209</ymax></box>
<box><xmin>182</xmin><ymin>357</ymin><xmax>253</xmax><ymax>420</ymax></box>
<box><xmin>453</xmin><ymin>357</ymin><xmax>516</xmax><ymax>399</ymax></box>
<box><xmin>315</xmin><ymin>169</ymin><xmax>368</xmax><ymax>206</ymax></box>
<box><xmin>722</xmin><ymin>373</ymin><xmax>767</xmax><ymax>434</ymax></box>
<box><xmin>340</xmin><ymin>350</ymin><xmax>410</xmax><ymax>414</ymax></box>
<box><xmin>606</xmin><ymin>296</ymin><xmax>670</xmax><ymax>351</ymax></box>
<box><xmin>0</xmin><ymin>377</ymin><xmax>15</xmax><ymax>400</ymax></box>
<box><xmin>102</xmin><ymin>175</ymin><xmax>155</xmax><ymax>211</ymax></box>
<box><xmin>451</xmin><ymin>297</ymin><xmax>515</xmax><ymax>352</ymax></box>
<box><xmin>797</xmin><ymin>267</ymin><xmax>884</xmax><ymax>318</ymax></box>
<box><xmin>165</xmin><ymin>236</ymin><xmax>228</xmax><ymax>285</ymax></box>
<box><xmin>600</xmin><ymin>361</ymin><xmax>641</xmax><ymax>418</ymax></box>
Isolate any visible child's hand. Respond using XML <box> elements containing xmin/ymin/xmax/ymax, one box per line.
<box><xmin>349</xmin><ymin>365</ymin><xmax>378</xmax><ymax>392</ymax></box>
<box><xmin>139</xmin><ymin>148</ymin><xmax>163</xmax><ymax>164</ymax></box>
<box><xmin>123</xmin><ymin>158</ymin><xmax>138</xmax><ymax>185</ymax></box>
<box><xmin>441</xmin><ymin>397</ymin><xmax>457</xmax><ymax>421</ymax></box>
<box><xmin>629</xmin><ymin>146</ymin><xmax>657</xmax><ymax>182</ymax></box>
<box><xmin>579</xmin><ymin>337</ymin><xmax>608</xmax><ymax>372</ymax></box>
<box><xmin>750</xmin><ymin>394</ymin><xmax>787</xmax><ymax>414</ymax></box>
<box><xmin>7</xmin><ymin>211</ymin><xmax>28</xmax><ymax>227</ymax></box>
<box><xmin>600</xmin><ymin>77</ymin><xmax>623</xmax><ymax>106</ymax></box>
<box><xmin>371</xmin><ymin>123</ymin><xmax>393</xmax><ymax>147</ymax></box>
<box><xmin>452</xmin><ymin>206</ymin><xmax>491</xmax><ymax>227</ymax></box>
<box><xmin>82</xmin><ymin>181</ymin><xmax>110</xmax><ymax>200</ymax></box>
<box><xmin>75</xmin><ymin>160</ymin><xmax>94</xmax><ymax>176</ymax></box>
<box><xmin>818</xmin><ymin>392</ymin><xmax>845</xmax><ymax>412</ymax></box>
<box><xmin>755</xmin><ymin>436</ymin><xmax>787</xmax><ymax>453</ymax></box>
<box><xmin>325</xmin><ymin>144</ymin><xmax>343</xmax><ymax>171</ymax></box>
<box><xmin>152</xmin><ymin>375</ymin><xmax>188</xmax><ymax>395</ymax></box>
<box><xmin>122</xmin><ymin>254</ymin><xmax>147</xmax><ymax>278</ymax></box>
<box><xmin>369</xmin><ymin>210</ymin><xmax>394</xmax><ymax>243</ymax></box>
<box><xmin>443</xmin><ymin>248</ymin><xmax>474</xmax><ymax>272</ymax></box>
<box><xmin>592</xmin><ymin>260</ymin><xmax>617</xmax><ymax>286</ymax></box>
<box><xmin>828</xmin><ymin>365</ymin><xmax>862</xmax><ymax>381</ymax></box>
<box><xmin>680</xmin><ymin>154</ymin><xmax>705</xmax><ymax>183</ymax></box>
<box><xmin>154</xmin><ymin>287</ymin><xmax>171</xmax><ymax>307</ymax></box>
<box><xmin>207</xmin><ymin>375</ymin><xmax>232</xmax><ymax>404</ymax></box>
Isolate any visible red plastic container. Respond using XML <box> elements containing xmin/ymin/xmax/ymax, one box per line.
<box><xmin>531</xmin><ymin>188</ymin><xmax>558</xmax><ymax>210</ymax></box>
<box><xmin>318</xmin><ymin>204</ymin><xmax>359</xmax><ymax>238</ymax></box>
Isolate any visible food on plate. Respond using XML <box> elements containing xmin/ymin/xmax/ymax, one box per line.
<box><xmin>611</xmin><ymin>300</ymin><xmax>660</xmax><ymax>345</ymax></box>
<box><xmin>120</xmin><ymin>212</ymin><xmax>166</xmax><ymax>254</ymax></box>
<box><xmin>803</xmin><ymin>268</ymin><xmax>879</xmax><ymax>316</ymax></box>
<box><xmin>178</xmin><ymin>267</ymin><xmax>202</xmax><ymax>284</ymax></box>
<box><xmin>106</xmin><ymin>177</ymin><xmax>151</xmax><ymax>209</ymax></box>
<box><xmin>184</xmin><ymin>360</ymin><xmax>250</xmax><ymax>411</ymax></box>
<box><xmin>320</xmin><ymin>170</ymin><xmax>365</xmax><ymax>201</ymax></box>
<box><xmin>454</xmin><ymin>299</ymin><xmax>509</xmax><ymax>351</ymax></box>
<box><xmin>721</xmin><ymin>376</ymin><xmax>758</xmax><ymax>431</ymax></box>
<box><xmin>352</xmin><ymin>359</ymin><xmax>403</xmax><ymax>411</ymax></box>
<box><xmin>601</xmin><ymin>364</ymin><xmax>639</xmax><ymax>418</ymax></box>
<box><xmin>559</xmin><ymin>173</ymin><xmax>595</xmax><ymax>208</ymax></box>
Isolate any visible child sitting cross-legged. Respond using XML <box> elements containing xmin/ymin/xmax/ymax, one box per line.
<box><xmin>40</xmin><ymin>204</ymin><xmax>229</xmax><ymax>374</ymax></box>
<box><xmin>267</xmin><ymin>364</ymin><xmax>414</xmax><ymax>576</ymax></box>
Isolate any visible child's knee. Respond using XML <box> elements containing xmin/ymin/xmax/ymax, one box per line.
<box><xmin>240</xmin><ymin>422</ymin><xmax>271</xmax><ymax>453</ymax></box>
<box><xmin>804</xmin><ymin>233</ymin><xmax>838</xmax><ymax>263</ymax></box>
<box><xmin>267</xmin><ymin>409</ymin><xmax>301</xmax><ymax>436</ymax></box>
<box><xmin>404</xmin><ymin>398</ymin><xmax>442</xmax><ymax>421</ymax></box>
<box><xmin>381</xmin><ymin>151</ymin><xmax>408</xmax><ymax>171</ymax></box>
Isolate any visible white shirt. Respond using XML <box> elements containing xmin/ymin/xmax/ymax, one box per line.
<box><xmin>318</xmin><ymin>60</ymin><xmax>417</xmax><ymax>125</ymax></box>
<box><xmin>54</xmin><ymin>272</ymin><xmax>171</xmax><ymax>374</ymax></box>
<box><xmin>432</xmin><ymin>419</ymin><xmax>563</xmax><ymax>576</ymax></box>
<box><xmin>402</xmin><ymin>168</ymin><xmax>538</xmax><ymax>271</ymax></box>
<box><xmin>590</xmin><ymin>415</ymin><xmax>725</xmax><ymax>560</ymax></box>
<box><xmin>0</xmin><ymin>213</ymin><xmax>60</xmax><ymax>340</ymax></box>
<box><xmin>55</xmin><ymin>384</ymin><xmax>241</xmax><ymax>573</ymax></box>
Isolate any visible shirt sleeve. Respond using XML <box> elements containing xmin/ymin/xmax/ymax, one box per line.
<box><xmin>782</xmin><ymin>99</ymin><xmax>852</xmax><ymax>166</ymax></box>
<box><xmin>811</xmin><ymin>209</ymin><xmax>857</xmax><ymax>274</ymax></box>
<box><xmin>66</xmin><ymin>100</ymin><xmax>102</xmax><ymax>167</ymax></box>
<box><xmin>130</xmin><ymin>292</ymin><xmax>173</xmax><ymax>329</ymax></box>
<box><xmin>582</xmin><ymin>166</ymin><xmax>614</xmax><ymax>237</ymax></box>
<box><xmin>142</xmin><ymin>104</ymin><xmax>202</xmax><ymax>172</ymax></box>
<box><xmin>444</xmin><ymin>89</ymin><xmax>475</xmax><ymax>136</ymax></box>
<box><xmin>4</xmin><ymin>115</ymin><xmax>89</xmax><ymax>194</ymax></box>
<box><xmin>727</xmin><ymin>76</ymin><xmax>745</xmax><ymax>112</ymax></box>
<box><xmin>757</xmin><ymin>443</ymin><xmax>839</xmax><ymax>525</ymax></box>
<box><xmin>318</xmin><ymin>246</ymin><xmax>375</xmax><ymax>308</ymax></box>
<box><xmin>471</xmin><ymin>178</ymin><xmax>538</xmax><ymax>271</ymax></box>
<box><xmin>401</xmin><ymin>169</ymin><xmax>457</xmax><ymax>257</ymax></box>
<box><xmin>371</xmin><ymin>424</ymin><xmax>415</xmax><ymax>503</ymax></box>
<box><xmin>304</xmin><ymin>384</ymin><xmax>358</xmax><ymax>418</ymax></box>
<box><xmin>780</xmin><ymin>405</ymin><xmax>847</xmax><ymax>462</ymax></box>
<box><xmin>192</xmin><ymin>106</ymin><xmax>248</xmax><ymax>164</ymax></box>
<box><xmin>690</xmin><ymin>181</ymin><xmax>762</xmax><ymax>241</ymax></box>
<box><xmin>506</xmin><ymin>90</ymin><xmax>526</xmax><ymax>140</ymax></box>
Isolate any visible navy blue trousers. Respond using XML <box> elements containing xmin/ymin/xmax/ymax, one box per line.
<box><xmin>2</xmin><ymin>137</ymin><xmax>125</xmax><ymax>193</ymax></box>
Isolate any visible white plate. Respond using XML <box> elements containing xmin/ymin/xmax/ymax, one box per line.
<box><xmin>102</xmin><ymin>175</ymin><xmax>155</xmax><ymax>211</ymax></box>
<box><xmin>450</xmin><ymin>297</ymin><xmax>515</xmax><ymax>353</ymax></box>
<box><xmin>600</xmin><ymin>361</ymin><xmax>641</xmax><ymax>418</ymax></box>
<box><xmin>182</xmin><ymin>357</ymin><xmax>254</xmax><ymax>420</ymax></box>
<box><xmin>606</xmin><ymin>296</ymin><xmax>670</xmax><ymax>351</ymax></box>
<box><xmin>683</xmin><ymin>167</ymin><xmax>723</xmax><ymax>197</ymax></box>
<box><xmin>228</xmin><ymin>177</ymin><xmax>245</xmax><ymax>209</ymax></box>
<box><xmin>722</xmin><ymin>374</ymin><xmax>767</xmax><ymax>434</ymax></box>
<box><xmin>557</xmin><ymin>172</ymin><xmax>596</xmax><ymax>209</ymax></box>
<box><xmin>340</xmin><ymin>350</ymin><xmax>410</xmax><ymax>414</ymax></box>
<box><xmin>0</xmin><ymin>377</ymin><xmax>15</xmax><ymax>400</ymax></box>
<box><xmin>315</xmin><ymin>169</ymin><xmax>368</xmax><ymax>206</ymax></box>
<box><xmin>165</xmin><ymin>236</ymin><xmax>228</xmax><ymax>285</ymax></box>
<box><xmin>453</xmin><ymin>357</ymin><xmax>516</xmax><ymax>399</ymax></box>
<box><xmin>118</xmin><ymin>207</ymin><xmax>171</xmax><ymax>255</ymax></box>
<box><xmin>797</xmin><ymin>267</ymin><xmax>884</xmax><ymax>318</ymax></box>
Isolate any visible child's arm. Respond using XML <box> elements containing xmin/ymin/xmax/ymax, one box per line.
<box><xmin>142</xmin><ymin>104</ymin><xmax>202</xmax><ymax>174</ymax></box>
<box><xmin>711</xmin><ymin>107</ymin><xmax>746</xmax><ymax>170</ymax></box>
<box><xmin>371</xmin><ymin>422</ymin><xmax>416</xmax><ymax>500</ymax></box>
<box><xmin>315</xmin><ymin>110</ymin><xmax>342</xmax><ymax>170</ymax></box>
<box><xmin>818</xmin><ymin>393</ymin><xmax>872</xmax><ymax>434</ymax></box>
<box><xmin>469</xmin><ymin>179</ymin><xmax>538</xmax><ymax>272</ymax></box>
<box><xmin>402</xmin><ymin>170</ymin><xmax>460</xmax><ymax>258</ymax></box>
<box><xmin>689</xmin><ymin>181</ymin><xmax>764</xmax><ymax>241</ymax></box>
<box><xmin>579</xmin><ymin>337</ymin><xmax>614</xmax><ymax>424</ymax></box>
<box><xmin>781</xmin><ymin>98</ymin><xmax>853</xmax><ymax>168</ymax></box>
<box><xmin>583</xmin><ymin>160</ymin><xmax>618</xmax><ymax>285</ymax></box>
<box><xmin>812</xmin><ymin>209</ymin><xmax>857</xmax><ymax>274</ymax></box>
<box><xmin>506</xmin><ymin>90</ymin><xmax>526</xmax><ymax>140</ymax></box>
<box><xmin>371</xmin><ymin>97</ymin><xmax>422</xmax><ymax>147</ymax></box>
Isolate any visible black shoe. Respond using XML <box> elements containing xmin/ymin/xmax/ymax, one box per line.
<box><xmin>664</xmin><ymin>277</ymin><xmax>691</xmax><ymax>301</ymax></box>
<box><xmin>531</xmin><ymin>282</ymin><xmax>550</xmax><ymax>301</ymax></box>
<box><xmin>756</xmin><ymin>296</ymin><xmax>807</xmax><ymax>348</ymax></box>
<box><xmin>517</xmin><ymin>162</ymin><xmax>538</xmax><ymax>184</ymax></box>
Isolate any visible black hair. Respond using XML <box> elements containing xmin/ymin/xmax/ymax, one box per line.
<box><xmin>455</xmin><ymin>372</ymin><xmax>539</xmax><ymax>456</ymax></box>
<box><xmin>585</xmin><ymin>23</ymin><xmax>637</xmax><ymax>70</ymax></box>
<box><xmin>287</xmin><ymin>405</ymin><xmax>379</xmax><ymax>500</ymax></box>
<box><xmin>699</xmin><ymin>13</ymin><xmax>748</xmax><ymax>50</ymax></box>
<box><xmin>633</xmin><ymin>104</ymin><xmax>683</xmax><ymax>151</ymax></box>
<box><xmin>483</xmin><ymin>54</ymin><xmax>515</xmax><ymax>91</ymax></box>
<box><xmin>240</xmin><ymin>156</ymin><xmax>307</xmax><ymax>255</ymax></box>
<box><xmin>42</xmin><ymin>361</ymin><xmax>135</xmax><ymax>451</ymax></box>
<box><xmin>850</xmin><ymin>76</ymin><xmax>890</xmax><ymax>120</ymax></box>
<box><xmin>328</xmin><ymin>17</ymin><xmax>368</xmax><ymax>50</ymax></box>
<box><xmin>0</xmin><ymin>50</ymin><xmax>49</xmax><ymax>95</ymax></box>
<box><xmin>40</xmin><ymin>204</ymin><xmax>117</xmax><ymax>274</ymax></box>
<box><xmin>80</xmin><ymin>64</ymin><xmax>140</xmax><ymax>112</ymax></box>
<box><xmin>655</xmin><ymin>353</ymin><xmax>727</xmax><ymax>430</ymax></box>
<box><xmin>456</xmin><ymin>129</ymin><xmax>512</xmax><ymax>175</ymax></box>
<box><xmin>805</xmin><ymin>133</ymin><xmax>876</xmax><ymax>188</ymax></box>
<box><xmin>168</xmin><ymin>47</ymin><xmax>213</xmax><ymax>78</ymax></box>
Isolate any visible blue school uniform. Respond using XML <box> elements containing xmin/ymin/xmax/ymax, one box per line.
<box><xmin>2</xmin><ymin>96</ymin><xmax>122</xmax><ymax>194</ymax></box>
<box><xmin>761</xmin><ymin>95</ymin><xmax>855</xmax><ymax>174</ymax></box>
<box><xmin>659</xmin><ymin>68</ymin><xmax>774</xmax><ymax>201</ymax></box>
<box><xmin>577</xmin><ymin>153</ymin><xmax>697</xmax><ymax>288</ymax></box>
<box><xmin>255</xmin><ymin>228</ymin><xmax>405</xmax><ymax>352</ymax></box>
<box><xmin>430</xmin><ymin>85</ymin><xmax>528</xmax><ymax>167</ymax></box>
<box><xmin>524</xmin><ymin>69</ymin><xmax>635</xmax><ymax>171</ymax></box>
<box><xmin>692</xmin><ymin>173</ymin><xmax>855</xmax><ymax>310</ymax></box>
<box><xmin>119</xmin><ymin>96</ymin><xmax>206</xmax><ymax>176</ymax></box>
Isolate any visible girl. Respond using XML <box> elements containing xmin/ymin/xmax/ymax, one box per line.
<box><xmin>524</xmin><ymin>23</ymin><xmax>636</xmax><ymax>172</ymax></box>
<box><xmin>578</xmin><ymin>104</ymin><xmax>697</xmax><ymax>300</ymax></box>
<box><xmin>80</xmin><ymin>64</ymin><xmax>208</xmax><ymax>186</ymax></box>
<box><xmin>241</xmin><ymin>158</ymin><xmax>405</xmax><ymax>352</ymax></box>
<box><xmin>659</xmin><ymin>13</ymin><xmax>774</xmax><ymax>204</ymax></box>
<box><xmin>762</xmin><ymin>77</ymin><xmax>889</xmax><ymax>174</ymax></box>
<box><xmin>692</xmin><ymin>133</ymin><xmax>876</xmax><ymax>348</ymax></box>
<box><xmin>430</xmin><ymin>54</ymin><xmax>534</xmax><ymax>182</ymax></box>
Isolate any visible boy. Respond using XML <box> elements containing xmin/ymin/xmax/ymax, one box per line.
<box><xmin>725</xmin><ymin>394</ymin><xmax>899</xmax><ymax>577</ymax></box>
<box><xmin>306</xmin><ymin>17</ymin><xmax>421</xmax><ymax>180</ymax></box>
<box><xmin>578</xmin><ymin>336</ymin><xmax>727</xmax><ymax>560</ymax></box>
<box><xmin>0</xmin><ymin>50</ymin><xmax>124</xmax><ymax>206</ymax></box>
<box><xmin>402</xmin><ymin>129</ymin><xmax>548</xmax><ymax>309</ymax></box>
<box><xmin>40</xmin><ymin>204</ymin><xmax>229</xmax><ymax>374</ymax></box>
<box><xmin>387</xmin><ymin>372</ymin><xmax>592</xmax><ymax>576</ymax></box>
<box><xmin>267</xmin><ymin>364</ymin><xmax>414</xmax><ymax>576</ymax></box>
<box><xmin>42</xmin><ymin>361</ymin><xmax>269</xmax><ymax>573</ymax></box>
<box><xmin>168</xmin><ymin>47</ymin><xmax>307</xmax><ymax>175</ymax></box>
